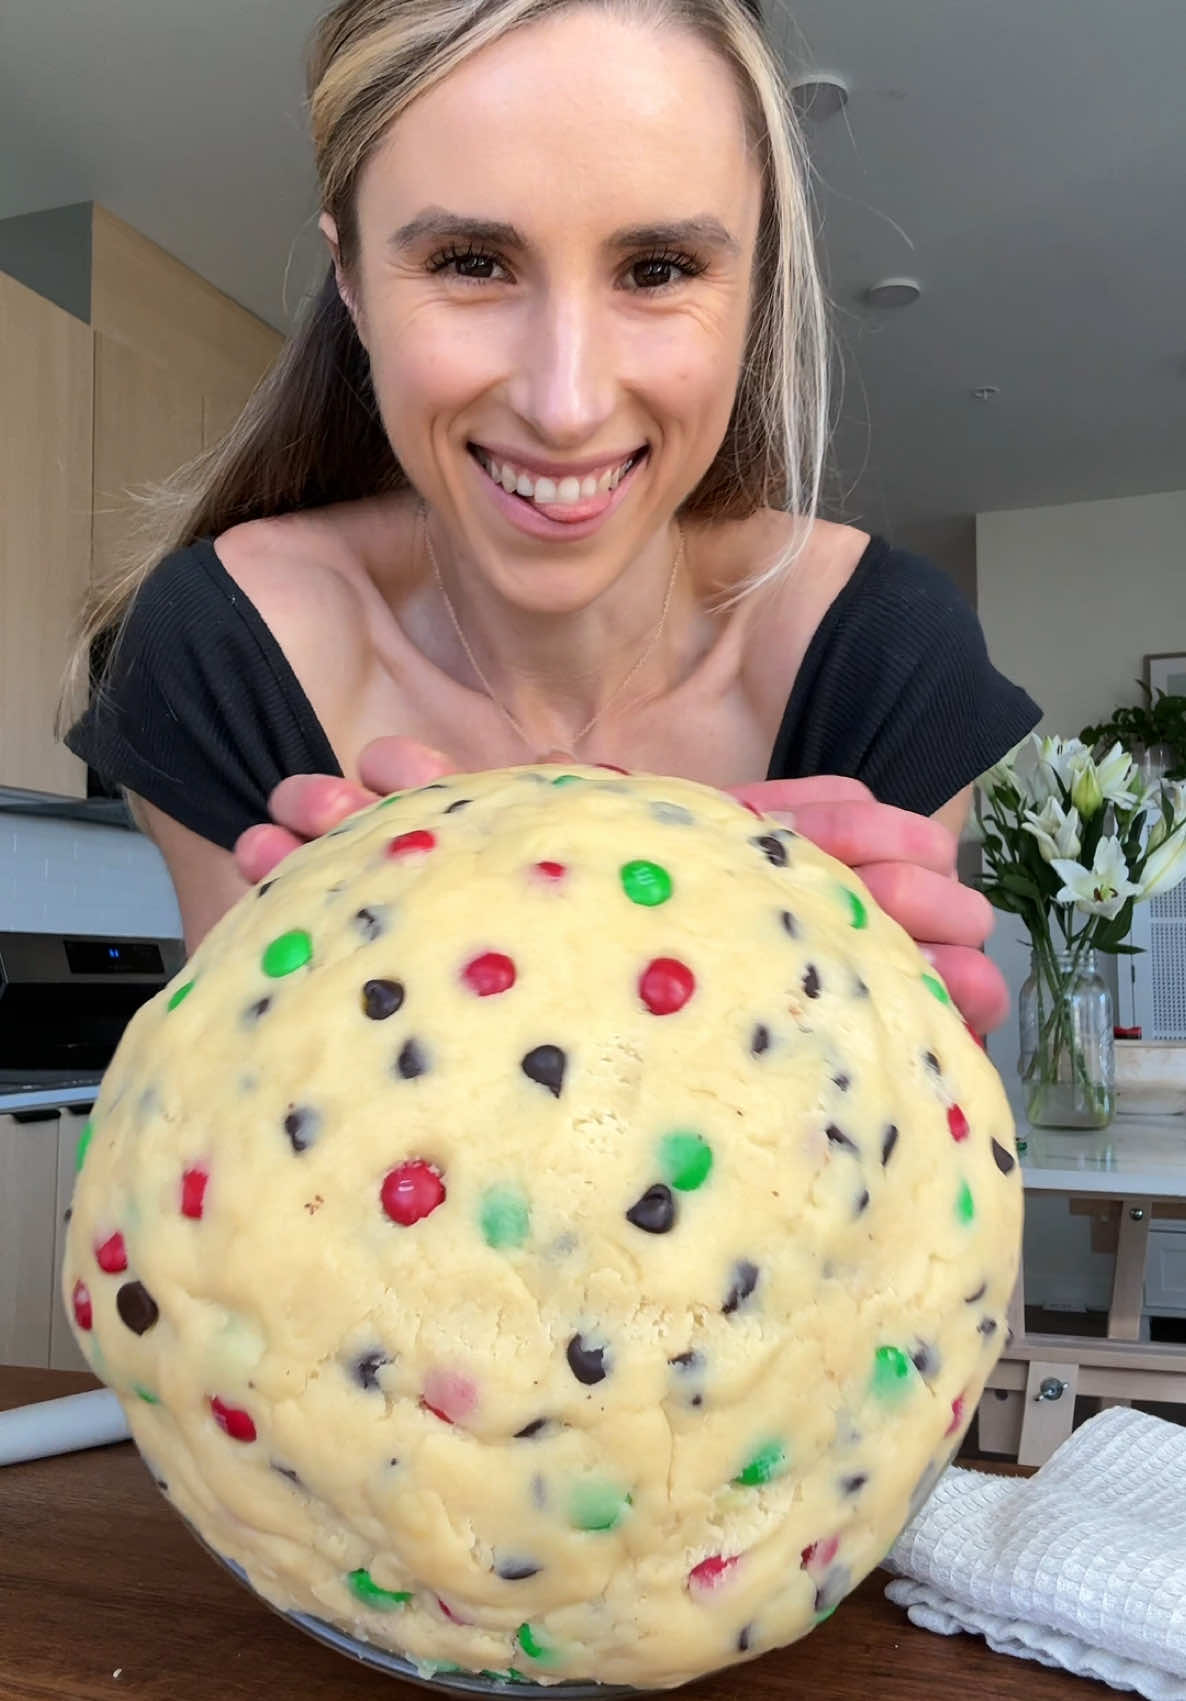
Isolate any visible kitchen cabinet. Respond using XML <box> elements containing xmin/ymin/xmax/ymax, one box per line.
<box><xmin>1</xmin><ymin>203</ymin><xmax>283</xmax><ymax>787</ymax></box>
<box><xmin>0</xmin><ymin>273</ymin><xmax>92</xmax><ymax>796</ymax></box>
<box><xmin>88</xmin><ymin>206</ymin><xmax>282</xmax><ymax>584</ymax></box>
<box><xmin>0</xmin><ymin>1114</ymin><xmax>60</xmax><ymax>1366</ymax></box>
<box><xmin>0</xmin><ymin>1113</ymin><xmax>91</xmax><ymax>1371</ymax></box>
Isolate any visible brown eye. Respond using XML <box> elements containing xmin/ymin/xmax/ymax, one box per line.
<box><xmin>627</xmin><ymin>252</ymin><xmax>703</xmax><ymax>291</ymax></box>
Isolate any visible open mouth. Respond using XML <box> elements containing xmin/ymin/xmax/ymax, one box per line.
<box><xmin>468</xmin><ymin>444</ymin><xmax>648</xmax><ymax>510</ymax></box>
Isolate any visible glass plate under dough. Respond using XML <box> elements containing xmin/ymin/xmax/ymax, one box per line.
<box><xmin>204</xmin><ymin>1543</ymin><xmax>638</xmax><ymax>1698</ymax></box>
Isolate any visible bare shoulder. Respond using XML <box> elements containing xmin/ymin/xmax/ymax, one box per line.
<box><xmin>213</xmin><ymin>508</ymin><xmax>373</xmax><ymax>680</ymax></box>
<box><xmin>693</xmin><ymin>509</ymin><xmax>871</xmax><ymax>688</ymax></box>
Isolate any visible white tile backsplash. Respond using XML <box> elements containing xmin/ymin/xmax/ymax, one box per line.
<box><xmin>1</xmin><ymin>816</ymin><xmax>181</xmax><ymax>937</ymax></box>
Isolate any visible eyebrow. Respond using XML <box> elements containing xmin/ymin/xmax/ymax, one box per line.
<box><xmin>391</xmin><ymin>208</ymin><xmax>740</xmax><ymax>256</ymax></box>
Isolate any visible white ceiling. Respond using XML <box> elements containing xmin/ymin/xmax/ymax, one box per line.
<box><xmin>2</xmin><ymin>0</ymin><xmax>1184</xmax><ymax>530</ymax></box>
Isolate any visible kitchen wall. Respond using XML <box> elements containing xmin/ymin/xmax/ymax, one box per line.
<box><xmin>977</xmin><ymin>485</ymin><xmax>1186</xmax><ymax>1308</ymax></box>
<box><xmin>1</xmin><ymin>817</ymin><xmax>181</xmax><ymax>938</ymax></box>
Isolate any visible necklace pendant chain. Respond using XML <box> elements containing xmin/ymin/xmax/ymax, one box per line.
<box><xmin>422</xmin><ymin>502</ymin><xmax>682</xmax><ymax>757</ymax></box>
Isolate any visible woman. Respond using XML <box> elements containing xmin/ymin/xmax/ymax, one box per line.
<box><xmin>65</xmin><ymin>0</ymin><xmax>1038</xmax><ymax>1033</ymax></box>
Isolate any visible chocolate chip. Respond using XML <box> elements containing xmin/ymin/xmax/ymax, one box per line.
<box><xmin>283</xmin><ymin>1106</ymin><xmax>320</xmax><ymax>1153</ymax></box>
<box><xmin>63</xmin><ymin>1206</ymin><xmax>72</xmax><ymax>1224</ymax></box>
<box><xmin>880</xmin><ymin>1124</ymin><xmax>899</xmax><ymax>1166</ymax></box>
<box><xmin>650</xmin><ymin>801</ymin><xmax>694</xmax><ymax>826</ymax></box>
<box><xmin>352</xmin><ymin>1350</ymin><xmax>392</xmax><ymax>1391</ymax></box>
<box><xmin>964</xmin><ymin>1280</ymin><xmax>988</xmax><ymax>1304</ymax></box>
<box><xmin>802</xmin><ymin>963</ymin><xmax>821</xmax><ymax>999</ymax></box>
<box><xmin>116</xmin><ymin>1281</ymin><xmax>159</xmax><ymax>1336</ymax></box>
<box><xmin>496</xmin><ymin>1558</ymin><xmax>541</xmax><ymax>1581</ymax></box>
<box><xmin>626</xmin><ymin>1183</ymin><xmax>676</xmax><ymax>1233</ymax></box>
<box><xmin>832</xmin><ymin>1072</ymin><xmax>851</xmax><ymax>1092</ymax></box>
<box><xmin>272</xmin><ymin>1463</ymin><xmax>303</xmax><ymax>1488</ymax></box>
<box><xmin>514</xmin><ymin>1418</ymin><xmax>550</xmax><ymax>1439</ymax></box>
<box><xmin>722</xmin><ymin>1260</ymin><xmax>759</xmax><ymax>1315</ymax></box>
<box><xmin>362</xmin><ymin>978</ymin><xmax>404</xmax><ymax>1020</ymax></box>
<box><xmin>354</xmin><ymin>906</ymin><xmax>388</xmax><ymax>941</ymax></box>
<box><xmin>668</xmin><ymin>1350</ymin><xmax>703</xmax><ymax>1372</ymax></box>
<box><xmin>978</xmin><ymin>1316</ymin><xmax>998</xmax><ymax>1338</ymax></box>
<box><xmin>152</xmin><ymin>1475</ymin><xmax>169</xmax><ymax>1493</ymax></box>
<box><xmin>258</xmin><ymin>880</ymin><xmax>276</xmax><ymax>897</ymax></box>
<box><xmin>826</xmin><ymin>1123</ymin><xmax>859</xmax><ymax>1155</ymax></box>
<box><xmin>419</xmin><ymin>784</ymin><xmax>449</xmax><ymax>793</ymax></box>
<box><xmin>397</xmin><ymin>1038</ymin><xmax>429</xmax><ymax>1079</ymax></box>
<box><xmin>923</xmin><ymin>1050</ymin><xmax>942</xmax><ymax>1073</ymax></box>
<box><xmin>566</xmin><ymin>1334</ymin><xmax>608</xmax><ymax>1385</ymax></box>
<box><xmin>244</xmin><ymin>996</ymin><xmax>272</xmax><ymax>1024</ymax></box>
<box><xmin>737</xmin><ymin>1625</ymin><xmax>752</xmax><ymax>1653</ymax></box>
<box><xmin>444</xmin><ymin>798</ymin><xmax>472</xmax><ymax>814</ymax></box>
<box><xmin>910</xmin><ymin>1343</ymin><xmax>939</xmax><ymax>1378</ymax></box>
<box><xmin>780</xmin><ymin>909</ymin><xmax>798</xmax><ymax>938</ymax></box>
<box><xmin>992</xmin><ymin>1138</ymin><xmax>1016</xmax><ymax>1175</ymax></box>
<box><xmin>753</xmin><ymin>833</ymin><xmax>788</xmax><ymax>867</ymax></box>
<box><xmin>750</xmin><ymin>1023</ymin><xmax>771</xmax><ymax>1056</ymax></box>
<box><xmin>854</xmin><ymin>1188</ymin><xmax>870</xmax><ymax>1216</ymax></box>
<box><xmin>521</xmin><ymin>1044</ymin><xmax>566</xmax><ymax>1097</ymax></box>
<box><xmin>841</xmin><ymin>1473</ymin><xmax>868</xmax><ymax>1496</ymax></box>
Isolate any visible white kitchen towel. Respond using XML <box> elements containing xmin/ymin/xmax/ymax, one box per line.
<box><xmin>884</xmin><ymin>1406</ymin><xmax>1186</xmax><ymax>1700</ymax></box>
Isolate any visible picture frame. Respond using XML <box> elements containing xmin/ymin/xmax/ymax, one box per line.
<box><xmin>1145</xmin><ymin>652</ymin><xmax>1186</xmax><ymax>699</ymax></box>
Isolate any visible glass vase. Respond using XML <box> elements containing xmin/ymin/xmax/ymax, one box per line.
<box><xmin>1018</xmin><ymin>946</ymin><xmax>1115</xmax><ymax>1129</ymax></box>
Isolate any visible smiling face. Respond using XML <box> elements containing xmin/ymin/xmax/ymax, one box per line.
<box><xmin>330</xmin><ymin>5</ymin><xmax>763</xmax><ymax>610</ymax></box>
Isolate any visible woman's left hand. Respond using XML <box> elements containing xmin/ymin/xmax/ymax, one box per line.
<box><xmin>729</xmin><ymin>776</ymin><xmax>1005</xmax><ymax>1036</ymax></box>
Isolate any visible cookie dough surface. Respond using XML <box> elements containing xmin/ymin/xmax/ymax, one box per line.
<box><xmin>65</xmin><ymin>765</ymin><xmax>1020</xmax><ymax>1689</ymax></box>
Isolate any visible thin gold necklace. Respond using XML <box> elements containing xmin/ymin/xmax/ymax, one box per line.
<box><xmin>421</xmin><ymin>501</ymin><xmax>683</xmax><ymax>756</ymax></box>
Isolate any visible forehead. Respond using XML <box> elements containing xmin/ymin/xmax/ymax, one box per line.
<box><xmin>358</xmin><ymin>8</ymin><xmax>760</xmax><ymax>237</ymax></box>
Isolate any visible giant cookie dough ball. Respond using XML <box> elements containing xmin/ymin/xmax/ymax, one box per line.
<box><xmin>65</xmin><ymin>765</ymin><xmax>1020</xmax><ymax>1690</ymax></box>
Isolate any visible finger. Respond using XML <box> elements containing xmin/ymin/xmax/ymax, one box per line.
<box><xmin>918</xmin><ymin>945</ymin><xmax>1011</xmax><ymax>1036</ymax></box>
<box><xmin>267</xmin><ymin>774</ymin><xmax>380</xmax><ymax>841</ymax></box>
<box><xmin>856</xmin><ymin>863</ymin><xmax>994</xmax><ymax>949</ymax></box>
<box><xmin>234</xmin><ymin>822</ymin><xmax>305</xmax><ymax>885</ymax></box>
<box><xmin>730</xmin><ymin>776</ymin><xmax>873</xmax><ymax>815</ymax></box>
<box><xmin>358</xmin><ymin>736</ymin><xmax>457</xmax><ymax>795</ymax></box>
<box><xmin>789</xmin><ymin>799</ymin><xmax>958</xmax><ymax>879</ymax></box>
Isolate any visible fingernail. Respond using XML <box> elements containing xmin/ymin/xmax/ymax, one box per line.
<box><xmin>920</xmin><ymin>946</ymin><xmax>938</xmax><ymax>965</ymax></box>
<box><xmin>770</xmin><ymin>810</ymin><xmax>797</xmax><ymax>830</ymax></box>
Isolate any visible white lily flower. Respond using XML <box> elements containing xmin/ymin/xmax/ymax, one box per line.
<box><xmin>1050</xmin><ymin>836</ymin><xmax>1141</xmax><ymax>920</ymax></box>
<box><xmin>1139</xmin><ymin>819</ymin><xmax>1186</xmax><ymax>901</ymax></box>
<box><xmin>1067</xmin><ymin>752</ymin><xmax>1104</xmax><ymax>821</ymax></box>
<box><xmin>1092</xmin><ymin>742</ymin><xmax>1139</xmax><ymax>808</ymax></box>
<box><xmin>1010</xmin><ymin>734</ymin><xmax>1062</xmax><ymax>808</ymax></box>
<box><xmin>1022</xmin><ymin>799</ymin><xmax>1082</xmax><ymax>863</ymax></box>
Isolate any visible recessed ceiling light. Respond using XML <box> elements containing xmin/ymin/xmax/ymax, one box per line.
<box><xmin>863</xmin><ymin>277</ymin><xmax>922</xmax><ymax>309</ymax></box>
<box><xmin>971</xmin><ymin>386</ymin><xmax>1001</xmax><ymax>401</ymax></box>
<box><xmin>789</xmin><ymin>75</ymin><xmax>850</xmax><ymax>122</ymax></box>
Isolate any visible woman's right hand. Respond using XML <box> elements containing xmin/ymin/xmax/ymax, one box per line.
<box><xmin>234</xmin><ymin>737</ymin><xmax>457</xmax><ymax>885</ymax></box>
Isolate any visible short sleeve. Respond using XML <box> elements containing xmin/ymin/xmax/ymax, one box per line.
<box><xmin>766</xmin><ymin>540</ymin><xmax>1041</xmax><ymax>816</ymax></box>
<box><xmin>64</xmin><ymin>541</ymin><xmax>343</xmax><ymax>852</ymax></box>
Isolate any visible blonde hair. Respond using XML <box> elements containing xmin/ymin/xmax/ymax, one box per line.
<box><xmin>62</xmin><ymin>0</ymin><xmax>828</xmax><ymax>722</ymax></box>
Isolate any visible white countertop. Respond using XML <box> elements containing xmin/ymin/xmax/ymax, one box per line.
<box><xmin>1017</xmin><ymin>1111</ymin><xmax>1186</xmax><ymax>1197</ymax></box>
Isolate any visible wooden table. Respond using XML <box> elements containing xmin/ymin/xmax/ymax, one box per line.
<box><xmin>984</xmin><ymin>1112</ymin><xmax>1186</xmax><ymax>1464</ymax></box>
<box><xmin>0</xmin><ymin>1368</ymin><xmax>1109</xmax><ymax>1701</ymax></box>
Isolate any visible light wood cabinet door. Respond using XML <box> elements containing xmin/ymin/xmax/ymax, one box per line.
<box><xmin>51</xmin><ymin>1116</ymin><xmax>90</xmax><ymax>1372</ymax></box>
<box><xmin>91</xmin><ymin>333</ymin><xmax>205</xmax><ymax>587</ymax></box>
<box><xmin>0</xmin><ymin>272</ymin><xmax>92</xmax><ymax>794</ymax></box>
<box><xmin>0</xmin><ymin>1114</ymin><xmax>58</xmax><ymax>1368</ymax></box>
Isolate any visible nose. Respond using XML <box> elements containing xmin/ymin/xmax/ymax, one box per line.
<box><xmin>506</xmin><ymin>287</ymin><xmax>617</xmax><ymax>448</ymax></box>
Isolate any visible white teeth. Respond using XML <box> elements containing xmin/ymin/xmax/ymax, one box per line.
<box><xmin>475</xmin><ymin>448</ymin><xmax>639</xmax><ymax>506</ymax></box>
